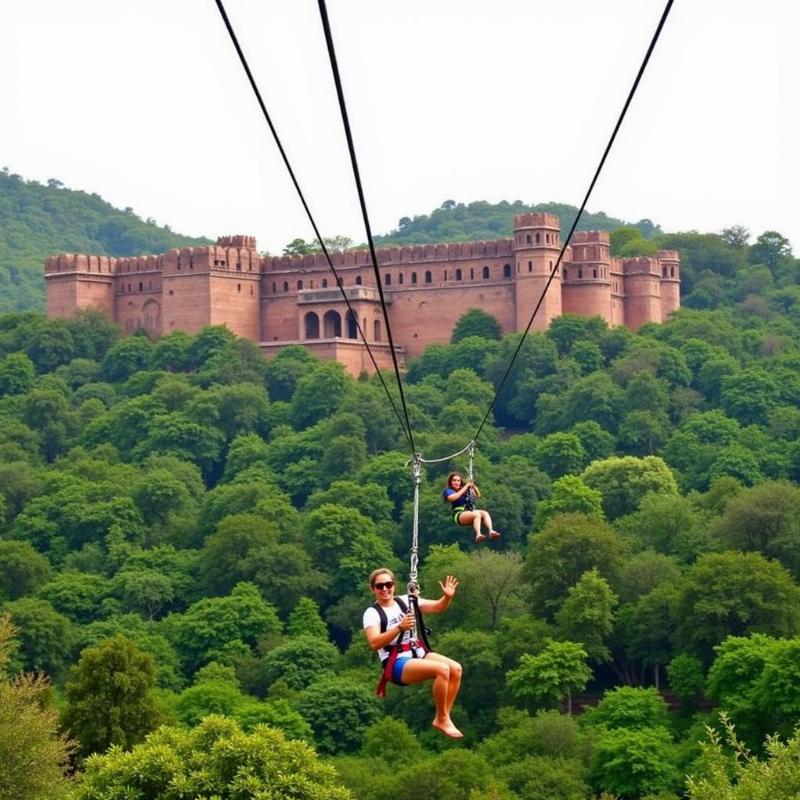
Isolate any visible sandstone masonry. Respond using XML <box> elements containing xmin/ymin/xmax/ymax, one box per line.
<box><xmin>45</xmin><ymin>215</ymin><xmax>680</xmax><ymax>376</ymax></box>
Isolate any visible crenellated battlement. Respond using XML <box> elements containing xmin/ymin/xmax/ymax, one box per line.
<box><xmin>263</xmin><ymin>238</ymin><xmax>514</xmax><ymax>272</ymax></box>
<box><xmin>571</xmin><ymin>230</ymin><xmax>610</xmax><ymax>244</ymax></box>
<box><xmin>217</xmin><ymin>235</ymin><xmax>258</xmax><ymax>250</ymax></box>
<box><xmin>623</xmin><ymin>257</ymin><xmax>662</xmax><ymax>276</ymax></box>
<box><xmin>514</xmin><ymin>212</ymin><xmax>560</xmax><ymax>229</ymax></box>
<box><xmin>44</xmin><ymin>221</ymin><xmax>681</xmax><ymax>369</ymax></box>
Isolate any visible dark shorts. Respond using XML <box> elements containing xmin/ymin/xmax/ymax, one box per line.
<box><xmin>452</xmin><ymin>506</ymin><xmax>466</xmax><ymax>524</ymax></box>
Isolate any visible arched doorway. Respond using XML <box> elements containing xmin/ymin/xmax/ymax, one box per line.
<box><xmin>304</xmin><ymin>312</ymin><xmax>320</xmax><ymax>339</ymax></box>
<box><xmin>323</xmin><ymin>310</ymin><xmax>342</xmax><ymax>338</ymax></box>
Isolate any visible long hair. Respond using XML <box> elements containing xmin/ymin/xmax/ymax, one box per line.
<box><xmin>443</xmin><ymin>472</ymin><xmax>463</xmax><ymax>502</ymax></box>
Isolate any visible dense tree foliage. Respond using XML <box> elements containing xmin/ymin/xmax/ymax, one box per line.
<box><xmin>1</xmin><ymin>264</ymin><xmax>800</xmax><ymax>794</ymax></box>
<box><xmin>0</xmin><ymin>171</ymin><xmax>210</xmax><ymax>312</ymax></box>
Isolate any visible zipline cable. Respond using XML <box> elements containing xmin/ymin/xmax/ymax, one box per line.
<box><xmin>213</xmin><ymin>0</ymin><xmax>413</xmax><ymax>450</ymax></box>
<box><xmin>472</xmin><ymin>0</ymin><xmax>676</xmax><ymax>442</ymax></box>
<box><xmin>316</xmin><ymin>0</ymin><xmax>416</xmax><ymax>455</ymax></box>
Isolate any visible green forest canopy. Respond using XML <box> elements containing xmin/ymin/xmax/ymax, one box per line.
<box><xmin>1</xmin><ymin>282</ymin><xmax>800</xmax><ymax>796</ymax></box>
<box><xmin>0</xmin><ymin>170</ymin><xmax>210</xmax><ymax>313</ymax></box>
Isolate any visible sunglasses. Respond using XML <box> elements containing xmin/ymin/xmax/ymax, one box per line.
<box><xmin>373</xmin><ymin>581</ymin><xmax>395</xmax><ymax>591</ymax></box>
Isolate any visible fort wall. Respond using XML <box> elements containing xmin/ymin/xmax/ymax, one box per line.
<box><xmin>44</xmin><ymin>219</ymin><xmax>681</xmax><ymax>375</ymax></box>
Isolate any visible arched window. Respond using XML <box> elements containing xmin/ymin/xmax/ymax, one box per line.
<box><xmin>470</xmin><ymin>268</ymin><xmax>474</xmax><ymax>280</ymax></box>
<box><xmin>526</xmin><ymin>234</ymin><xmax>532</xmax><ymax>244</ymax></box>
<box><xmin>374</xmin><ymin>319</ymin><xmax>382</xmax><ymax>341</ymax></box>
<box><xmin>671</xmin><ymin>266</ymin><xmax>675</xmax><ymax>277</ymax></box>
<box><xmin>399</xmin><ymin>273</ymin><xmax>404</xmax><ymax>284</ymax></box>
<box><xmin>425</xmin><ymin>271</ymin><xmax>432</xmax><ymax>284</ymax></box>
<box><xmin>323</xmin><ymin>309</ymin><xmax>342</xmax><ymax>338</ymax></box>
<box><xmin>564</xmin><ymin>269</ymin><xmax>569</xmax><ymax>280</ymax></box>
<box><xmin>384</xmin><ymin>273</ymin><xmax>391</xmax><ymax>286</ymax></box>
<box><xmin>322</xmin><ymin>278</ymin><xmax>328</xmax><ymax>287</ymax></box>
<box><xmin>503</xmin><ymin>263</ymin><xmax>512</xmax><ymax>278</ymax></box>
<box><xmin>535</xmin><ymin>233</ymin><xmax>540</xmax><ymax>244</ymax></box>
<box><xmin>455</xmin><ymin>268</ymin><xmax>462</xmax><ymax>281</ymax></box>
<box><xmin>356</xmin><ymin>275</ymin><xmax>363</xmax><ymax>285</ymax></box>
<box><xmin>528</xmin><ymin>261</ymin><xmax>532</xmax><ymax>272</ymax></box>
<box><xmin>304</xmin><ymin>312</ymin><xmax>320</xmax><ymax>339</ymax></box>
<box><xmin>272</xmin><ymin>282</ymin><xmax>276</xmax><ymax>293</ymax></box>
<box><xmin>482</xmin><ymin>266</ymin><xmax>490</xmax><ymax>279</ymax></box>
<box><xmin>139</xmin><ymin>282</ymin><xmax>143</xmax><ymax>291</ymax></box>
<box><xmin>346</xmin><ymin>310</ymin><xmax>358</xmax><ymax>339</ymax></box>
<box><xmin>578</xmin><ymin>269</ymin><xmax>583</xmax><ymax>279</ymax></box>
<box><xmin>309</xmin><ymin>280</ymin><xmax>314</xmax><ymax>289</ymax></box>
<box><xmin>593</xmin><ymin>269</ymin><xmax>597</xmax><ymax>278</ymax></box>
<box><xmin>283</xmin><ymin>281</ymin><xmax>289</xmax><ymax>292</ymax></box>
<box><xmin>411</xmin><ymin>272</ymin><xmax>417</xmax><ymax>284</ymax></box>
<box><xmin>297</xmin><ymin>280</ymin><xmax>303</xmax><ymax>290</ymax></box>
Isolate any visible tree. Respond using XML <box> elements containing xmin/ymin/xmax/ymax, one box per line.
<box><xmin>555</xmin><ymin>569</ymin><xmax>618</xmax><ymax>663</ymax></box>
<box><xmin>262</xmin><ymin>635</ymin><xmax>339</xmax><ymax>691</ymax></box>
<box><xmin>712</xmin><ymin>481</ymin><xmax>800</xmax><ymax>577</ymax></box>
<box><xmin>687</xmin><ymin>716</ymin><xmax>800</xmax><ymax>800</ymax></box>
<box><xmin>100</xmin><ymin>336</ymin><xmax>153</xmax><ymax>381</ymax></box>
<box><xmin>524</xmin><ymin>513</ymin><xmax>625</xmax><ymax>618</ymax></box>
<box><xmin>287</xmin><ymin>597</ymin><xmax>329</xmax><ymax>640</ymax></box>
<box><xmin>705</xmin><ymin>634</ymin><xmax>800</xmax><ymax>747</ymax></box>
<box><xmin>0</xmin><ymin>615</ymin><xmax>73</xmax><ymax>800</ymax></box>
<box><xmin>619</xmin><ymin>493</ymin><xmax>711</xmax><ymax>563</ymax></box>
<box><xmin>535</xmin><ymin>432</ymin><xmax>585</xmax><ymax>478</ymax></box>
<box><xmin>535</xmin><ymin>475</ymin><xmax>604</xmax><ymax>529</ymax></box>
<box><xmin>37</xmin><ymin>571</ymin><xmax>111</xmax><ymax>624</ymax></box>
<box><xmin>675</xmin><ymin>552</ymin><xmax>800</xmax><ymax>662</ymax></box>
<box><xmin>0</xmin><ymin>352</ymin><xmax>35</xmax><ymax>396</ymax></box>
<box><xmin>0</xmin><ymin>541</ymin><xmax>51</xmax><ymax>600</ymax></box>
<box><xmin>2</xmin><ymin>597</ymin><xmax>73</xmax><ymax>678</ymax></box>
<box><xmin>451</xmin><ymin>308</ymin><xmax>502</xmax><ymax>343</ymax></box>
<box><xmin>63</xmin><ymin>635</ymin><xmax>162</xmax><ymax>757</ymax></box>
<box><xmin>163</xmin><ymin>582</ymin><xmax>282</xmax><ymax>676</ymax></box>
<box><xmin>584</xmin><ymin>686</ymin><xmax>670</xmax><ymax>731</ymax></box>
<box><xmin>581</xmin><ymin>455</ymin><xmax>679</xmax><ymax>520</ymax></box>
<box><xmin>0</xmin><ymin>614</ymin><xmax>74</xmax><ymax>800</ymax></box>
<box><xmin>615</xmin><ymin>583</ymin><xmax>680</xmax><ymax>687</ymax></box>
<box><xmin>721</xmin><ymin>368</ymin><xmax>781</xmax><ymax>426</ymax></box>
<box><xmin>749</xmin><ymin>230</ymin><xmax>793</xmax><ymax>270</ymax></box>
<box><xmin>721</xmin><ymin>225</ymin><xmax>750</xmax><ymax>248</ymax></box>
<box><xmin>590</xmin><ymin>726</ymin><xmax>680</xmax><ymax>798</ymax></box>
<box><xmin>71</xmin><ymin>715</ymin><xmax>352</xmax><ymax>800</ymax></box>
<box><xmin>297</xmin><ymin>676</ymin><xmax>381</xmax><ymax>754</ymax></box>
<box><xmin>506</xmin><ymin>639</ymin><xmax>591</xmax><ymax>715</ymax></box>
<box><xmin>291</xmin><ymin>361</ymin><xmax>351</xmax><ymax>429</ymax></box>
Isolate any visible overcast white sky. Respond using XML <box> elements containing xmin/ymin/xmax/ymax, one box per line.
<box><xmin>1</xmin><ymin>0</ymin><xmax>797</xmax><ymax>255</ymax></box>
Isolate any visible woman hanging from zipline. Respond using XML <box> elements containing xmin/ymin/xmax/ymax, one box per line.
<box><xmin>362</xmin><ymin>567</ymin><xmax>464</xmax><ymax>738</ymax></box>
<box><xmin>443</xmin><ymin>472</ymin><xmax>500</xmax><ymax>543</ymax></box>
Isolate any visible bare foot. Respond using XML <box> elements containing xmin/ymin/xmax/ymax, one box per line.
<box><xmin>432</xmin><ymin>719</ymin><xmax>463</xmax><ymax>738</ymax></box>
<box><xmin>474</xmin><ymin>532</ymin><xmax>486</xmax><ymax>543</ymax></box>
<box><xmin>489</xmin><ymin>530</ymin><xmax>502</xmax><ymax>539</ymax></box>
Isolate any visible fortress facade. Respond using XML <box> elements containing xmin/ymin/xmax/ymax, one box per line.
<box><xmin>45</xmin><ymin>213</ymin><xmax>680</xmax><ymax>375</ymax></box>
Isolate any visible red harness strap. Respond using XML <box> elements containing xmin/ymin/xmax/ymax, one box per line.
<box><xmin>376</xmin><ymin>642</ymin><xmax>415</xmax><ymax>698</ymax></box>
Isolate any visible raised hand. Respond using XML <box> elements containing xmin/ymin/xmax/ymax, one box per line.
<box><xmin>438</xmin><ymin>575</ymin><xmax>459</xmax><ymax>598</ymax></box>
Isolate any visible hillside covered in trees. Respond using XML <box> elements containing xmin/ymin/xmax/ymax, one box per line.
<box><xmin>2</xmin><ymin>232</ymin><xmax>800</xmax><ymax>799</ymax></box>
<box><xmin>0</xmin><ymin>170</ymin><xmax>210</xmax><ymax>313</ymax></box>
<box><xmin>374</xmin><ymin>199</ymin><xmax>661</xmax><ymax>246</ymax></box>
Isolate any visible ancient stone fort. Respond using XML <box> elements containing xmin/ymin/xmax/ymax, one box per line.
<box><xmin>45</xmin><ymin>213</ymin><xmax>680</xmax><ymax>375</ymax></box>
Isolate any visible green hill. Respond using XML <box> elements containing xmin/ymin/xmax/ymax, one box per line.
<box><xmin>373</xmin><ymin>199</ymin><xmax>661</xmax><ymax>246</ymax></box>
<box><xmin>0</xmin><ymin>170</ymin><xmax>211</xmax><ymax>313</ymax></box>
